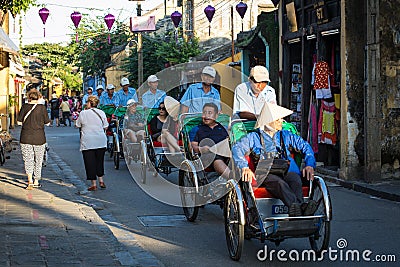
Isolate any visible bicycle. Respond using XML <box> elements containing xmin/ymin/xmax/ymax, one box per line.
<box><xmin>0</xmin><ymin>114</ymin><xmax>11</xmax><ymax>166</ymax></box>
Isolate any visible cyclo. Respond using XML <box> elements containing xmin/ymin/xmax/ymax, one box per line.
<box><xmin>223</xmin><ymin>119</ymin><xmax>332</xmax><ymax>261</ymax></box>
<box><xmin>178</xmin><ymin>112</ymin><xmax>231</xmax><ymax>221</ymax></box>
<box><xmin>122</xmin><ymin>104</ymin><xmax>145</xmax><ymax>165</ymax></box>
<box><xmin>140</xmin><ymin>108</ymin><xmax>184</xmax><ymax>184</ymax></box>
<box><xmin>99</xmin><ymin>105</ymin><xmax>127</xmax><ymax>170</ymax></box>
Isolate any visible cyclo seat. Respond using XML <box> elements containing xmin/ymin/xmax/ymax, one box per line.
<box><xmin>145</xmin><ymin>108</ymin><xmax>183</xmax><ymax>148</ymax></box>
<box><xmin>181</xmin><ymin>113</ymin><xmax>231</xmax><ymax>171</ymax></box>
<box><xmin>230</xmin><ymin>119</ymin><xmax>309</xmax><ymax>199</ymax></box>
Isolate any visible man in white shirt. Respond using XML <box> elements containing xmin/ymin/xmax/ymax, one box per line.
<box><xmin>233</xmin><ymin>65</ymin><xmax>277</xmax><ymax>120</ymax></box>
<box><xmin>141</xmin><ymin>75</ymin><xmax>166</xmax><ymax>108</ymax></box>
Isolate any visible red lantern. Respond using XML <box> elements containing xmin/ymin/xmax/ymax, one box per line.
<box><xmin>39</xmin><ymin>7</ymin><xmax>50</xmax><ymax>37</ymax></box>
<box><xmin>104</xmin><ymin>14</ymin><xmax>115</xmax><ymax>44</ymax></box>
<box><xmin>71</xmin><ymin>11</ymin><xmax>82</xmax><ymax>42</ymax></box>
<box><xmin>204</xmin><ymin>5</ymin><xmax>215</xmax><ymax>36</ymax></box>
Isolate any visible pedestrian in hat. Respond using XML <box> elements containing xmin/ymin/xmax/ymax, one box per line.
<box><xmin>142</xmin><ymin>75</ymin><xmax>166</xmax><ymax>108</ymax></box>
<box><xmin>116</xmin><ymin>77</ymin><xmax>138</xmax><ymax>107</ymax></box>
<box><xmin>233</xmin><ymin>65</ymin><xmax>277</xmax><ymax>120</ymax></box>
<box><xmin>180</xmin><ymin>66</ymin><xmax>221</xmax><ymax>113</ymax></box>
<box><xmin>232</xmin><ymin>103</ymin><xmax>317</xmax><ymax>217</ymax></box>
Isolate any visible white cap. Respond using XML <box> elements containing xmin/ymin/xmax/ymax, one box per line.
<box><xmin>106</xmin><ymin>84</ymin><xmax>115</xmax><ymax>90</ymax></box>
<box><xmin>147</xmin><ymin>75</ymin><xmax>159</xmax><ymax>83</ymax></box>
<box><xmin>250</xmin><ymin>65</ymin><xmax>270</xmax><ymax>82</ymax></box>
<box><xmin>96</xmin><ymin>84</ymin><xmax>104</xmax><ymax>90</ymax></box>
<box><xmin>164</xmin><ymin>96</ymin><xmax>180</xmax><ymax>118</ymax></box>
<box><xmin>127</xmin><ymin>99</ymin><xmax>137</xmax><ymax>106</ymax></box>
<box><xmin>52</xmin><ymin>93</ymin><xmax>57</xmax><ymax>99</ymax></box>
<box><xmin>255</xmin><ymin>102</ymin><xmax>293</xmax><ymax>128</ymax></box>
<box><xmin>120</xmin><ymin>77</ymin><xmax>130</xmax><ymax>86</ymax></box>
<box><xmin>202</xmin><ymin>66</ymin><xmax>216</xmax><ymax>78</ymax></box>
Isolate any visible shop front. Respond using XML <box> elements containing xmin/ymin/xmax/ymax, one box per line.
<box><xmin>281</xmin><ymin>0</ymin><xmax>341</xmax><ymax>168</ymax></box>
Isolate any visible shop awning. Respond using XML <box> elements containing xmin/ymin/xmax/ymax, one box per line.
<box><xmin>0</xmin><ymin>28</ymin><xmax>19</xmax><ymax>55</ymax></box>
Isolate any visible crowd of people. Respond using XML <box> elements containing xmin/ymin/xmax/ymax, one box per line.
<box><xmin>19</xmin><ymin>66</ymin><xmax>318</xmax><ymax>217</ymax></box>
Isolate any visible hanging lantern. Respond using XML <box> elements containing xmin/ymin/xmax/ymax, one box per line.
<box><xmin>71</xmin><ymin>11</ymin><xmax>82</xmax><ymax>42</ymax></box>
<box><xmin>39</xmin><ymin>7</ymin><xmax>50</xmax><ymax>37</ymax></box>
<box><xmin>204</xmin><ymin>5</ymin><xmax>215</xmax><ymax>36</ymax></box>
<box><xmin>171</xmin><ymin>11</ymin><xmax>182</xmax><ymax>42</ymax></box>
<box><xmin>104</xmin><ymin>13</ymin><xmax>115</xmax><ymax>44</ymax></box>
<box><xmin>171</xmin><ymin>11</ymin><xmax>182</xmax><ymax>28</ymax></box>
<box><xmin>236</xmin><ymin>2</ymin><xmax>247</xmax><ymax>32</ymax></box>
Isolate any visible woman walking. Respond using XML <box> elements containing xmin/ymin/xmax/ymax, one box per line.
<box><xmin>17</xmin><ymin>89</ymin><xmax>51</xmax><ymax>189</ymax></box>
<box><xmin>76</xmin><ymin>95</ymin><xmax>109</xmax><ymax>191</ymax></box>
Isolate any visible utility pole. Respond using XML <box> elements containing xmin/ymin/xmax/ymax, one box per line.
<box><xmin>137</xmin><ymin>3</ymin><xmax>143</xmax><ymax>90</ymax></box>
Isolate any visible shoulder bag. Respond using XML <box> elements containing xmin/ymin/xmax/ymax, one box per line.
<box><xmin>260</xmin><ymin>131</ymin><xmax>290</xmax><ymax>177</ymax></box>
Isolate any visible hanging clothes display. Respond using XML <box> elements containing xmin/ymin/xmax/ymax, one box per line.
<box><xmin>307</xmin><ymin>101</ymin><xmax>319</xmax><ymax>153</ymax></box>
<box><xmin>318</xmin><ymin>100</ymin><xmax>337</xmax><ymax>145</ymax></box>
<box><xmin>313</xmin><ymin>61</ymin><xmax>332</xmax><ymax>99</ymax></box>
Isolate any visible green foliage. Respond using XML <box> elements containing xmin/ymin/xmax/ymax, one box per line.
<box><xmin>122</xmin><ymin>33</ymin><xmax>202</xmax><ymax>88</ymax></box>
<box><xmin>74</xmin><ymin>15</ymin><xmax>130</xmax><ymax>77</ymax></box>
<box><xmin>0</xmin><ymin>0</ymin><xmax>36</xmax><ymax>16</ymax></box>
<box><xmin>21</xmin><ymin>42</ymin><xmax>82</xmax><ymax>91</ymax></box>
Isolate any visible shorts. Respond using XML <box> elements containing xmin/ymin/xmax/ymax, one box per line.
<box><xmin>51</xmin><ymin>110</ymin><xmax>59</xmax><ymax>119</ymax></box>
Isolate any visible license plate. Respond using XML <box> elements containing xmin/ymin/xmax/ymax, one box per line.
<box><xmin>272</xmin><ymin>205</ymin><xmax>289</xmax><ymax>215</ymax></box>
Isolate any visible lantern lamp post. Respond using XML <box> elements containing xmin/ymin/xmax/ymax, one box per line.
<box><xmin>204</xmin><ymin>5</ymin><xmax>215</xmax><ymax>36</ymax></box>
<box><xmin>236</xmin><ymin>2</ymin><xmax>247</xmax><ymax>32</ymax></box>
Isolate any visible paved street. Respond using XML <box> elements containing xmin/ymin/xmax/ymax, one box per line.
<box><xmin>1</xmin><ymin>125</ymin><xmax>399</xmax><ymax>266</ymax></box>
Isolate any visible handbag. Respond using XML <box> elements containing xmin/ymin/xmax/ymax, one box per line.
<box><xmin>260</xmin><ymin>131</ymin><xmax>290</xmax><ymax>177</ymax></box>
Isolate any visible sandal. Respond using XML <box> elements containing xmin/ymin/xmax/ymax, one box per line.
<box><xmin>99</xmin><ymin>182</ymin><xmax>106</xmax><ymax>189</ymax></box>
<box><xmin>26</xmin><ymin>184</ymin><xmax>34</xmax><ymax>190</ymax></box>
<box><xmin>87</xmin><ymin>185</ymin><xmax>97</xmax><ymax>191</ymax></box>
<box><xmin>33</xmin><ymin>183</ymin><xmax>42</xmax><ymax>188</ymax></box>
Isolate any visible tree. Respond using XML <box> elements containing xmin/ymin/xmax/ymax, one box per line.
<box><xmin>122</xmin><ymin>33</ymin><xmax>202</xmax><ymax>88</ymax></box>
<box><xmin>75</xmin><ymin>15</ymin><xmax>130</xmax><ymax>78</ymax></box>
<box><xmin>0</xmin><ymin>0</ymin><xmax>36</xmax><ymax>16</ymax></box>
<box><xmin>22</xmin><ymin>43</ymin><xmax>82</xmax><ymax>91</ymax></box>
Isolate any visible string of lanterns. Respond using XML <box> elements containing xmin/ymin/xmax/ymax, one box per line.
<box><xmin>38</xmin><ymin>1</ymin><xmax>258</xmax><ymax>41</ymax></box>
<box><xmin>170</xmin><ymin>1</ymin><xmax>249</xmax><ymax>36</ymax></box>
<box><xmin>38</xmin><ymin>7</ymin><xmax>115</xmax><ymax>43</ymax></box>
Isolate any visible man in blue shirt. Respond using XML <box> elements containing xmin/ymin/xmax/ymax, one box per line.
<box><xmin>180</xmin><ymin>66</ymin><xmax>221</xmax><ymax>113</ymax></box>
<box><xmin>191</xmin><ymin>103</ymin><xmax>230</xmax><ymax>179</ymax></box>
<box><xmin>100</xmin><ymin>84</ymin><xmax>118</xmax><ymax>106</ymax></box>
<box><xmin>116</xmin><ymin>77</ymin><xmax>138</xmax><ymax>106</ymax></box>
<box><xmin>142</xmin><ymin>75</ymin><xmax>166</xmax><ymax>108</ymax></box>
<box><xmin>232</xmin><ymin>103</ymin><xmax>316</xmax><ymax>217</ymax></box>
<box><xmin>94</xmin><ymin>84</ymin><xmax>105</xmax><ymax>98</ymax></box>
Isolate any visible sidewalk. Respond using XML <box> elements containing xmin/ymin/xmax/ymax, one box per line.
<box><xmin>0</xmin><ymin>127</ymin><xmax>163</xmax><ymax>267</ymax></box>
<box><xmin>317</xmin><ymin>166</ymin><xmax>400</xmax><ymax>202</ymax></box>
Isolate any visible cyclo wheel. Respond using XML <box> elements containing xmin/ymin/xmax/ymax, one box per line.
<box><xmin>179</xmin><ymin>163</ymin><xmax>199</xmax><ymax>222</ymax></box>
<box><xmin>309</xmin><ymin>177</ymin><xmax>332</xmax><ymax>255</ymax></box>
<box><xmin>140</xmin><ymin>140</ymin><xmax>147</xmax><ymax>184</ymax></box>
<box><xmin>0</xmin><ymin>145</ymin><xmax>5</xmax><ymax>166</ymax></box>
<box><xmin>224</xmin><ymin>182</ymin><xmax>244</xmax><ymax>261</ymax></box>
<box><xmin>113</xmin><ymin>134</ymin><xmax>119</xmax><ymax>170</ymax></box>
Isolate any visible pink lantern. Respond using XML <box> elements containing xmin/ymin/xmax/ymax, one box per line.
<box><xmin>104</xmin><ymin>14</ymin><xmax>115</xmax><ymax>44</ymax></box>
<box><xmin>171</xmin><ymin>11</ymin><xmax>182</xmax><ymax>28</ymax></box>
<box><xmin>71</xmin><ymin>11</ymin><xmax>82</xmax><ymax>42</ymax></box>
<box><xmin>204</xmin><ymin>5</ymin><xmax>215</xmax><ymax>36</ymax></box>
<box><xmin>39</xmin><ymin>7</ymin><xmax>50</xmax><ymax>37</ymax></box>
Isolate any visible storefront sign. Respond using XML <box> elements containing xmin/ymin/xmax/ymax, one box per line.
<box><xmin>314</xmin><ymin>1</ymin><xmax>328</xmax><ymax>24</ymax></box>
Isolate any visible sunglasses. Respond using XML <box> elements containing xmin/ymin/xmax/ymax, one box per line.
<box><xmin>158</xmin><ymin>107</ymin><xmax>166</xmax><ymax>111</ymax></box>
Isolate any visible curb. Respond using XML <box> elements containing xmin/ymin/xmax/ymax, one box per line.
<box><xmin>316</xmin><ymin>167</ymin><xmax>400</xmax><ymax>202</ymax></box>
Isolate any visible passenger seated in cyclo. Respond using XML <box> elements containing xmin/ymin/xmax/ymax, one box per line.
<box><xmin>232</xmin><ymin>102</ymin><xmax>318</xmax><ymax>217</ymax></box>
<box><xmin>149</xmin><ymin>98</ymin><xmax>181</xmax><ymax>153</ymax></box>
<box><xmin>190</xmin><ymin>103</ymin><xmax>231</xmax><ymax>180</ymax></box>
<box><xmin>123</xmin><ymin>99</ymin><xmax>145</xmax><ymax>143</ymax></box>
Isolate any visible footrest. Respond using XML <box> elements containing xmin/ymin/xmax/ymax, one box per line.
<box><xmin>263</xmin><ymin>215</ymin><xmax>324</xmax><ymax>238</ymax></box>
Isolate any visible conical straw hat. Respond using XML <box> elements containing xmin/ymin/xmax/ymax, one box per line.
<box><xmin>255</xmin><ymin>102</ymin><xmax>293</xmax><ymax>128</ymax></box>
<box><xmin>164</xmin><ymin>96</ymin><xmax>180</xmax><ymax>118</ymax></box>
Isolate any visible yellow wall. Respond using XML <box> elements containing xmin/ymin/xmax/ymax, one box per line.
<box><xmin>212</xmin><ymin>52</ymin><xmax>242</xmax><ymax>115</ymax></box>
